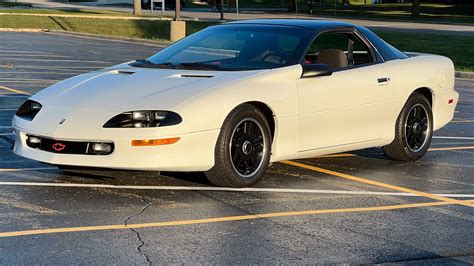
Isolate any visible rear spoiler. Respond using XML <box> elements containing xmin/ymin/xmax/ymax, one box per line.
<box><xmin>404</xmin><ymin>52</ymin><xmax>430</xmax><ymax>57</ymax></box>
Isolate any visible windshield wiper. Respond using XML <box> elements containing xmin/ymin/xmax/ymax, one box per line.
<box><xmin>130</xmin><ymin>59</ymin><xmax>174</xmax><ymax>68</ymax></box>
<box><xmin>130</xmin><ymin>60</ymin><xmax>242</xmax><ymax>71</ymax></box>
<box><xmin>179</xmin><ymin>62</ymin><xmax>224</xmax><ymax>71</ymax></box>
<box><xmin>179</xmin><ymin>62</ymin><xmax>245</xmax><ymax>71</ymax></box>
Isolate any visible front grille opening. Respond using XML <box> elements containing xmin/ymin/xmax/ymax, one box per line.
<box><xmin>26</xmin><ymin>135</ymin><xmax>114</xmax><ymax>155</ymax></box>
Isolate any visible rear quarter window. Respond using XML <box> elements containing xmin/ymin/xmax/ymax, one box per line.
<box><xmin>357</xmin><ymin>26</ymin><xmax>408</xmax><ymax>61</ymax></box>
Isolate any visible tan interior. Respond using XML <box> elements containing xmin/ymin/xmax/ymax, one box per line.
<box><xmin>316</xmin><ymin>49</ymin><xmax>348</xmax><ymax>69</ymax></box>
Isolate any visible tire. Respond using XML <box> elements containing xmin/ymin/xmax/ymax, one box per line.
<box><xmin>383</xmin><ymin>92</ymin><xmax>433</xmax><ymax>161</ymax></box>
<box><xmin>205</xmin><ymin>104</ymin><xmax>272</xmax><ymax>187</ymax></box>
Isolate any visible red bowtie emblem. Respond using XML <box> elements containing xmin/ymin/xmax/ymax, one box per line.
<box><xmin>52</xmin><ymin>143</ymin><xmax>66</xmax><ymax>152</ymax></box>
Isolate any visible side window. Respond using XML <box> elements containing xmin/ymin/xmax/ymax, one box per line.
<box><xmin>304</xmin><ymin>32</ymin><xmax>374</xmax><ymax>70</ymax></box>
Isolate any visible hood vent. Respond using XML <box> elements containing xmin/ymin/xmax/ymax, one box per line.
<box><xmin>179</xmin><ymin>74</ymin><xmax>214</xmax><ymax>79</ymax></box>
<box><xmin>108</xmin><ymin>70</ymin><xmax>135</xmax><ymax>75</ymax></box>
<box><xmin>117</xmin><ymin>70</ymin><xmax>135</xmax><ymax>75</ymax></box>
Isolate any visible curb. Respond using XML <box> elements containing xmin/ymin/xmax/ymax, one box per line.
<box><xmin>0</xmin><ymin>12</ymin><xmax>172</xmax><ymax>21</ymax></box>
<box><xmin>455</xmin><ymin>71</ymin><xmax>474</xmax><ymax>80</ymax></box>
<box><xmin>0</xmin><ymin>11</ymin><xmax>217</xmax><ymax>22</ymax></box>
<box><xmin>0</xmin><ymin>28</ymin><xmax>49</xmax><ymax>32</ymax></box>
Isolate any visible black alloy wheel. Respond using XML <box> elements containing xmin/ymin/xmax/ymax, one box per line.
<box><xmin>205</xmin><ymin>104</ymin><xmax>272</xmax><ymax>187</ymax></box>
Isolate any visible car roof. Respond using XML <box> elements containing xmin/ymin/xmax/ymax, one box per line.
<box><xmin>226</xmin><ymin>19</ymin><xmax>356</xmax><ymax>31</ymax></box>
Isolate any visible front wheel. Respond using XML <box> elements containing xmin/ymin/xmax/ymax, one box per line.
<box><xmin>383</xmin><ymin>92</ymin><xmax>433</xmax><ymax>161</ymax></box>
<box><xmin>205</xmin><ymin>104</ymin><xmax>272</xmax><ymax>187</ymax></box>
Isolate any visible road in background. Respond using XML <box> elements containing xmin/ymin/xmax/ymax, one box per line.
<box><xmin>9</xmin><ymin>0</ymin><xmax>474</xmax><ymax>36</ymax></box>
<box><xmin>0</xmin><ymin>33</ymin><xmax>473</xmax><ymax>264</ymax></box>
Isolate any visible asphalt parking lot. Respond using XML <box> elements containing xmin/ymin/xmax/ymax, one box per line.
<box><xmin>0</xmin><ymin>32</ymin><xmax>473</xmax><ymax>264</ymax></box>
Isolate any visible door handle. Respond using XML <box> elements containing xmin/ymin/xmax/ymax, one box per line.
<box><xmin>377</xmin><ymin>77</ymin><xmax>390</xmax><ymax>85</ymax></box>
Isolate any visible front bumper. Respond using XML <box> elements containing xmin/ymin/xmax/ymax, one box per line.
<box><xmin>13</xmin><ymin>126</ymin><xmax>220</xmax><ymax>171</ymax></box>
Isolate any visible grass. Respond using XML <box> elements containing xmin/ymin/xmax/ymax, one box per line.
<box><xmin>0</xmin><ymin>1</ymin><xmax>32</xmax><ymax>8</ymax></box>
<box><xmin>0</xmin><ymin>14</ymin><xmax>215</xmax><ymax>39</ymax></box>
<box><xmin>0</xmin><ymin>8</ymin><xmax>132</xmax><ymax>16</ymax></box>
<box><xmin>0</xmin><ymin>14</ymin><xmax>472</xmax><ymax>71</ymax></box>
<box><xmin>374</xmin><ymin>30</ymin><xmax>473</xmax><ymax>72</ymax></box>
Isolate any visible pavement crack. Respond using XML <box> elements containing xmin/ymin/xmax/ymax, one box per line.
<box><xmin>124</xmin><ymin>194</ymin><xmax>152</xmax><ymax>265</ymax></box>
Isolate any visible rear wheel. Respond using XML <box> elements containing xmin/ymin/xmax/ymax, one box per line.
<box><xmin>383</xmin><ymin>92</ymin><xmax>433</xmax><ymax>161</ymax></box>
<box><xmin>205</xmin><ymin>104</ymin><xmax>271</xmax><ymax>187</ymax></box>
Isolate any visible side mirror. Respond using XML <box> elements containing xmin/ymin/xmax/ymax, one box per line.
<box><xmin>300</xmin><ymin>64</ymin><xmax>333</xmax><ymax>78</ymax></box>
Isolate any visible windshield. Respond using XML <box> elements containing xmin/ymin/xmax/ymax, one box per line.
<box><xmin>144</xmin><ymin>24</ymin><xmax>315</xmax><ymax>71</ymax></box>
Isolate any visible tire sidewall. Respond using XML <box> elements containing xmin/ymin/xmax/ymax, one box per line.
<box><xmin>218</xmin><ymin>105</ymin><xmax>272</xmax><ymax>187</ymax></box>
<box><xmin>397</xmin><ymin>93</ymin><xmax>433</xmax><ymax>160</ymax></box>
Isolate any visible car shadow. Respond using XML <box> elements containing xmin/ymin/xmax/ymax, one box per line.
<box><xmin>57</xmin><ymin>167</ymin><xmax>212</xmax><ymax>186</ymax></box>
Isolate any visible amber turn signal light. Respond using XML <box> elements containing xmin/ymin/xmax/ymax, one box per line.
<box><xmin>131</xmin><ymin>137</ymin><xmax>180</xmax><ymax>146</ymax></box>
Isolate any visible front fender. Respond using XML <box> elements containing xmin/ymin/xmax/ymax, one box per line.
<box><xmin>174</xmin><ymin>64</ymin><xmax>302</xmax><ymax>134</ymax></box>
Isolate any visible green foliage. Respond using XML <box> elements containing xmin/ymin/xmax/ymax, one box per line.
<box><xmin>375</xmin><ymin>30</ymin><xmax>474</xmax><ymax>72</ymax></box>
<box><xmin>0</xmin><ymin>2</ymin><xmax>32</xmax><ymax>7</ymax></box>
<box><xmin>0</xmin><ymin>15</ymin><xmax>215</xmax><ymax>39</ymax></box>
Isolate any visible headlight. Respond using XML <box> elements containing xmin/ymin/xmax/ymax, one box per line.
<box><xmin>103</xmin><ymin>110</ymin><xmax>182</xmax><ymax>128</ymax></box>
<box><xmin>15</xmin><ymin>100</ymin><xmax>42</xmax><ymax>121</ymax></box>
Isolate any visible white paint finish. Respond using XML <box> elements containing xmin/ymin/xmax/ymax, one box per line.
<box><xmin>297</xmin><ymin>62</ymin><xmax>396</xmax><ymax>152</ymax></box>
<box><xmin>10</xmin><ymin>26</ymin><xmax>458</xmax><ymax>172</ymax></box>
<box><xmin>0</xmin><ymin>181</ymin><xmax>473</xmax><ymax>198</ymax></box>
<box><xmin>13</xmin><ymin>126</ymin><xmax>220</xmax><ymax>171</ymax></box>
<box><xmin>388</xmin><ymin>55</ymin><xmax>458</xmax><ymax>131</ymax></box>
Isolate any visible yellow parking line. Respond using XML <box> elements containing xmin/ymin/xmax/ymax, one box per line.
<box><xmin>428</xmin><ymin>146</ymin><xmax>474</xmax><ymax>151</ymax></box>
<box><xmin>1</xmin><ymin>200</ymin><xmax>472</xmax><ymax>238</ymax></box>
<box><xmin>282</xmin><ymin>161</ymin><xmax>473</xmax><ymax>208</ymax></box>
<box><xmin>0</xmin><ymin>85</ymin><xmax>31</xmax><ymax>95</ymax></box>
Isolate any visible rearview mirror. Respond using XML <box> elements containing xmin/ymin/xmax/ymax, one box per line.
<box><xmin>300</xmin><ymin>64</ymin><xmax>333</xmax><ymax>78</ymax></box>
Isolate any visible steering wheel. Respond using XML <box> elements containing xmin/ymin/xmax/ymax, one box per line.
<box><xmin>261</xmin><ymin>48</ymin><xmax>292</xmax><ymax>64</ymax></box>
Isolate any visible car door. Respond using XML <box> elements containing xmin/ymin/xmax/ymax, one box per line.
<box><xmin>297</xmin><ymin>29</ymin><xmax>395</xmax><ymax>152</ymax></box>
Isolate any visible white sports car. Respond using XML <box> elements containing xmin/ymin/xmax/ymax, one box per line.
<box><xmin>12</xmin><ymin>20</ymin><xmax>458</xmax><ymax>187</ymax></box>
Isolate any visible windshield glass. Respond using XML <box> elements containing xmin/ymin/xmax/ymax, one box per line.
<box><xmin>145</xmin><ymin>24</ymin><xmax>315</xmax><ymax>71</ymax></box>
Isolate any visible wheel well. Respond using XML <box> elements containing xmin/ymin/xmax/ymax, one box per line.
<box><xmin>413</xmin><ymin>87</ymin><xmax>433</xmax><ymax>107</ymax></box>
<box><xmin>245</xmin><ymin>101</ymin><xmax>275</xmax><ymax>141</ymax></box>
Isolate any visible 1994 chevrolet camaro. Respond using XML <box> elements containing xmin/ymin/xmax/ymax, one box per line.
<box><xmin>12</xmin><ymin>20</ymin><xmax>458</xmax><ymax>187</ymax></box>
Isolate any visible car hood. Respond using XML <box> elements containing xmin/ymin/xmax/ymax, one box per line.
<box><xmin>31</xmin><ymin>65</ymin><xmax>268</xmax><ymax>112</ymax></box>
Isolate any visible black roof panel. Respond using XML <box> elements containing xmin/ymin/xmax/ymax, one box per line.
<box><xmin>226</xmin><ymin>19</ymin><xmax>355</xmax><ymax>30</ymax></box>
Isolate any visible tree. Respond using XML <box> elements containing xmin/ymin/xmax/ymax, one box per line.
<box><xmin>411</xmin><ymin>0</ymin><xmax>420</xmax><ymax>18</ymax></box>
<box><xmin>288</xmin><ymin>0</ymin><xmax>296</xmax><ymax>12</ymax></box>
<box><xmin>133</xmin><ymin>0</ymin><xmax>141</xmax><ymax>16</ymax></box>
